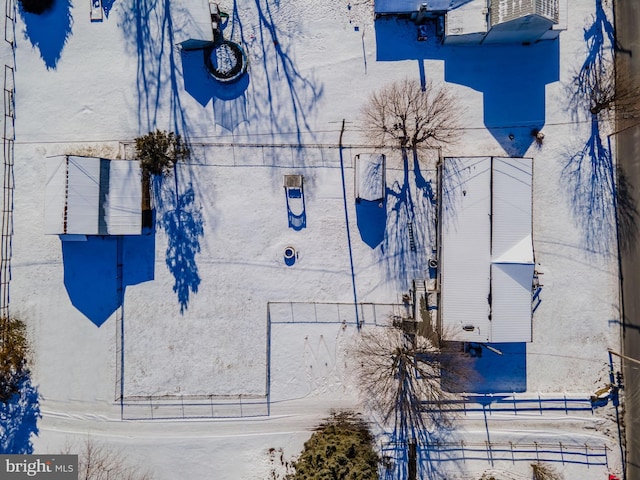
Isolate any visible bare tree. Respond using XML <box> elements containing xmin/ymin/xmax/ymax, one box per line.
<box><xmin>360</xmin><ymin>78</ymin><xmax>462</xmax><ymax>152</ymax></box>
<box><xmin>569</xmin><ymin>56</ymin><xmax>640</xmax><ymax>123</ymax></box>
<box><xmin>531</xmin><ymin>462</ymin><xmax>564</xmax><ymax>480</ymax></box>
<box><xmin>63</xmin><ymin>438</ymin><xmax>153</xmax><ymax>480</ymax></box>
<box><xmin>563</xmin><ymin>4</ymin><xmax>640</xmax><ymax>255</ymax></box>
<box><xmin>352</xmin><ymin>325</ymin><xmax>473</xmax><ymax>480</ymax></box>
<box><xmin>353</xmin><ymin>326</ymin><xmax>470</xmax><ymax>426</ymax></box>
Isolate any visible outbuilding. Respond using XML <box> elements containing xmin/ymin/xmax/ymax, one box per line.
<box><xmin>45</xmin><ymin>156</ymin><xmax>142</xmax><ymax>237</ymax></box>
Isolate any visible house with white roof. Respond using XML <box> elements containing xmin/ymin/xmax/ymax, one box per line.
<box><xmin>438</xmin><ymin>156</ymin><xmax>534</xmax><ymax>343</ymax></box>
<box><xmin>375</xmin><ymin>0</ymin><xmax>566</xmax><ymax>45</ymax></box>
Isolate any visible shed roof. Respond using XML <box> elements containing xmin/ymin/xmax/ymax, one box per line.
<box><xmin>45</xmin><ymin>156</ymin><xmax>142</xmax><ymax>236</ymax></box>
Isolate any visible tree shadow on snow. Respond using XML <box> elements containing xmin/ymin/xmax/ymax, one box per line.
<box><xmin>381</xmin><ymin>150</ymin><xmax>437</xmax><ymax>290</ymax></box>
<box><xmin>226</xmin><ymin>0</ymin><xmax>323</xmax><ymax>142</ymax></box>
<box><xmin>119</xmin><ymin>0</ymin><xmax>195</xmax><ymax>136</ymax></box>
<box><xmin>379</xmin><ymin>398</ymin><xmax>457</xmax><ymax>480</ymax></box>
<box><xmin>153</xmin><ymin>170</ymin><xmax>203</xmax><ymax>314</ymax></box>
<box><xmin>444</xmin><ymin>343</ymin><xmax>527</xmax><ymax>394</ymax></box>
<box><xmin>62</xmin><ymin>234</ymin><xmax>155</xmax><ymax>326</ymax></box>
<box><xmin>19</xmin><ymin>0</ymin><xmax>73</xmax><ymax>70</ymax></box>
<box><xmin>374</xmin><ymin>19</ymin><xmax>559</xmax><ymax>156</ymax></box>
<box><xmin>0</xmin><ymin>373</ymin><xmax>40</xmax><ymax>454</ymax></box>
<box><xmin>562</xmin><ymin>0</ymin><xmax>638</xmax><ymax>255</ymax></box>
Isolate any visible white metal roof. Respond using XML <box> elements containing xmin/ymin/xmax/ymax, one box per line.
<box><xmin>491</xmin><ymin>262</ymin><xmax>534</xmax><ymax>342</ymax></box>
<box><xmin>45</xmin><ymin>156</ymin><xmax>142</xmax><ymax>235</ymax></box>
<box><xmin>492</xmin><ymin>157</ymin><xmax>533</xmax><ymax>263</ymax></box>
<box><xmin>106</xmin><ymin>161</ymin><xmax>143</xmax><ymax>235</ymax></box>
<box><xmin>441</xmin><ymin>157</ymin><xmax>492</xmax><ymax>343</ymax></box>
<box><xmin>441</xmin><ymin>157</ymin><xmax>533</xmax><ymax>343</ymax></box>
<box><xmin>354</xmin><ymin>153</ymin><xmax>385</xmax><ymax>202</ymax></box>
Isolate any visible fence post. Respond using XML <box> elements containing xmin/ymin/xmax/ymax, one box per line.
<box><xmin>485</xmin><ymin>440</ymin><xmax>494</xmax><ymax>467</ymax></box>
<box><xmin>585</xmin><ymin>444</ymin><xmax>590</xmax><ymax>468</ymax></box>
<box><xmin>560</xmin><ymin>441</ymin><xmax>564</xmax><ymax>464</ymax></box>
<box><xmin>510</xmin><ymin>441</ymin><xmax>514</xmax><ymax>464</ymax></box>
<box><xmin>461</xmin><ymin>440</ymin><xmax>465</xmax><ymax>463</ymax></box>
<box><xmin>538</xmin><ymin>393</ymin><xmax>543</xmax><ymax>415</ymax></box>
<box><xmin>535</xmin><ymin>442</ymin><xmax>539</xmax><ymax>463</ymax></box>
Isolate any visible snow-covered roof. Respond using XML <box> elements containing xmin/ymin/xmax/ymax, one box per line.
<box><xmin>354</xmin><ymin>153</ymin><xmax>385</xmax><ymax>202</ymax></box>
<box><xmin>441</xmin><ymin>156</ymin><xmax>533</xmax><ymax>343</ymax></box>
<box><xmin>45</xmin><ymin>156</ymin><xmax>142</xmax><ymax>235</ymax></box>
<box><xmin>444</xmin><ymin>0</ymin><xmax>487</xmax><ymax>41</ymax></box>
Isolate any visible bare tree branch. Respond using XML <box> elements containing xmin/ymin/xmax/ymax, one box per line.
<box><xmin>62</xmin><ymin>438</ymin><xmax>153</xmax><ymax>480</ymax></box>
<box><xmin>361</xmin><ymin>78</ymin><xmax>462</xmax><ymax>151</ymax></box>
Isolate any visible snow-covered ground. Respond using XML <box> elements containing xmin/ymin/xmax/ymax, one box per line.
<box><xmin>3</xmin><ymin>0</ymin><xmax>625</xmax><ymax>478</ymax></box>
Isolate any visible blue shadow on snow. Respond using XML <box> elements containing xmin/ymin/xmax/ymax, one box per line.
<box><xmin>381</xmin><ymin>151</ymin><xmax>437</xmax><ymax>290</ymax></box>
<box><xmin>0</xmin><ymin>373</ymin><xmax>40</xmax><ymax>454</ymax></box>
<box><xmin>181</xmin><ymin>47</ymin><xmax>250</xmax><ymax>132</ymax></box>
<box><xmin>102</xmin><ymin>0</ymin><xmax>116</xmax><ymax>18</ymax></box>
<box><xmin>153</xmin><ymin>174</ymin><xmax>204</xmax><ymax>314</ymax></box>
<box><xmin>62</xmin><ymin>233</ymin><xmax>155</xmax><ymax>327</ymax></box>
<box><xmin>19</xmin><ymin>0</ymin><xmax>73</xmax><ymax>70</ymax></box>
<box><xmin>446</xmin><ymin>343</ymin><xmax>527</xmax><ymax>394</ymax></box>
<box><xmin>374</xmin><ymin>19</ymin><xmax>559</xmax><ymax>156</ymax></box>
<box><xmin>356</xmin><ymin>200</ymin><xmax>385</xmax><ymax>249</ymax></box>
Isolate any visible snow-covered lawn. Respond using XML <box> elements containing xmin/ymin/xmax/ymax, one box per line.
<box><xmin>3</xmin><ymin>0</ymin><xmax>625</xmax><ymax>477</ymax></box>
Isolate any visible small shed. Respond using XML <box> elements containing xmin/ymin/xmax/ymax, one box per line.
<box><xmin>440</xmin><ymin>156</ymin><xmax>533</xmax><ymax>343</ymax></box>
<box><xmin>354</xmin><ymin>153</ymin><xmax>386</xmax><ymax>203</ymax></box>
<box><xmin>45</xmin><ymin>156</ymin><xmax>142</xmax><ymax>236</ymax></box>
